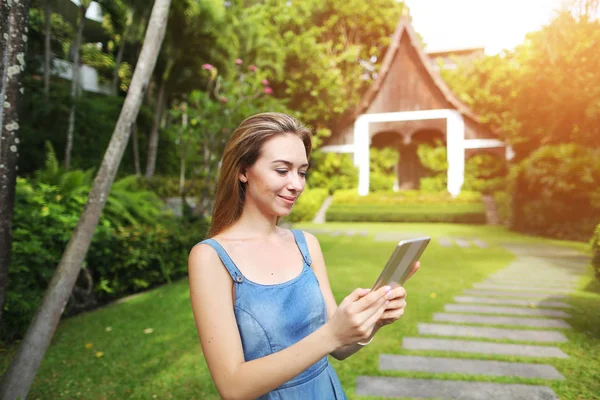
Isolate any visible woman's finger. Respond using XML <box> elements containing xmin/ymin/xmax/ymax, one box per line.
<box><xmin>380</xmin><ymin>307</ymin><xmax>405</xmax><ymax>323</ymax></box>
<box><xmin>363</xmin><ymin>300</ymin><xmax>389</xmax><ymax>332</ymax></box>
<box><xmin>384</xmin><ymin>298</ymin><xmax>407</xmax><ymax>310</ymax></box>
<box><xmin>340</xmin><ymin>287</ymin><xmax>371</xmax><ymax>307</ymax></box>
<box><xmin>406</xmin><ymin>261</ymin><xmax>421</xmax><ymax>280</ymax></box>
<box><xmin>353</xmin><ymin>286</ymin><xmax>391</xmax><ymax>312</ymax></box>
<box><xmin>387</xmin><ymin>286</ymin><xmax>406</xmax><ymax>301</ymax></box>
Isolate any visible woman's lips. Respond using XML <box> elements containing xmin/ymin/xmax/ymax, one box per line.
<box><xmin>278</xmin><ymin>195</ymin><xmax>295</xmax><ymax>205</ymax></box>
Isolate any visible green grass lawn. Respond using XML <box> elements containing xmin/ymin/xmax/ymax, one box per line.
<box><xmin>1</xmin><ymin>223</ymin><xmax>599</xmax><ymax>399</ymax></box>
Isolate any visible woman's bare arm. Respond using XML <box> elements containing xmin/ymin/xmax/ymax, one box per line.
<box><xmin>189</xmin><ymin>243</ymin><xmax>389</xmax><ymax>399</ymax></box>
<box><xmin>304</xmin><ymin>232</ymin><xmax>377</xmax><ymax>360</ymax></box>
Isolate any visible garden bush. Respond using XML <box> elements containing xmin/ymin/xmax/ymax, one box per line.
<box><xmin>332</xmin><ymin>189</ymin><xmax>483</xmax><ymax>205</ymax></box>
<box><xmin>592</xmin><ymin>223</ymin><xmax>600</xmax><ymax>281</ymax></box>
<box><xmin>285</xmin><ymin>188</ymin><xmax>329</xmax><ymax>223</ymax></box>
<box><xmin>326</xmin><ymin>190</ymin><xmax>486</xmax><ymax>223</ymax></box>
<box><xmin>2</xmin><ymin>177</ymin><xmax>207</xmax><ymax>343</ymax></box>
<box><xmin>326</xmin><ymin>203</ymin><xmax>486</xmax><ymax>224</ymax></box>
<box><xmin>307</xmin><ymin>151</ymin><xmax>358</xmax><ymax>194</ymax></box>
<box><xmin>509</xmin><ymin>144</ymin><xmax>600</xmax><ymax>240</ymax></box>
<box><xmin>493</xmin><ymin>190</ymin><xmax>511</xmax><ymax>226</ymax></box>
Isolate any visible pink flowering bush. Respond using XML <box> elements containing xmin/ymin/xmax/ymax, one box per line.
<box><xmin>167</xmin><ymin>61</ymin><xmax>290</xmax><ymax>216</ymax></box>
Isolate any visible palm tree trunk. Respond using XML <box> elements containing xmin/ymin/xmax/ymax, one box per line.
<box><xmin>144</xmin><ymin>77</ymin><xmax>166</xmax><ymax>179</ymax></box>
<box><xmin>0</xmin><ymin>0</ymin><xmax>31</xmax><ymax>328</ymax></box>
<box><xmin>178</xmin><ymin>105</ymin><xmax>188</xmax><ymax>194</ymax></box>
<box><xmin>44</xmin><ymin>0</ymin><xmax>52</xmax><ymax>98</ymax></box>
<box><xmin>64</xmin><ymin>5</ymin><xmax>86</xmax><ymax>170</ymax></box>
<box><xmin>0</xmin><ymin>0</ymin><xmax>11</xmax><ymax>130</ymax></box>
<box><xmin>0</xmin><ymin>1</ymin><xmax>172</xmax><ymax>398</ymax></box>
<box><xmin>111</xmin><ymin>10</ymin><xmax>134</xmax><ymax>95</ymax></box>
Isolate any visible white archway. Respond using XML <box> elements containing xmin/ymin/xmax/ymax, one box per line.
<box><xmin>353</xmin><ymin>110</ymin><xmax>465</xmax><ymax>196</ymax></box>
<box><xmin>320</xmin><ymin>109</ymin><xmax>508</xmax><ymax>197</ymax></box>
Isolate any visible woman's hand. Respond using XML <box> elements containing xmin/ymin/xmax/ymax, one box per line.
<box><xmin>326</xmin><ymin>285</ymin><xmax>393</xmax><ymax>348</ymax></box>
<box><xmin>377</xmin><ymin>261</ymin><xmax>420</xmax><ymax>328</ymax></box>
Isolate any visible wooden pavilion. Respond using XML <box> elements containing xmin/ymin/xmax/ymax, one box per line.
<box><xmin>321</xmin><ymin>16</ymin><xmax>509</xmax><ymax>196</ymax></box>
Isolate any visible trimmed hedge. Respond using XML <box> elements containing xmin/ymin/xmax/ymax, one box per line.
<box><xmin>592</xmin><ymin>224</ymin><xmax>600</xmax><ymax>281</ymax></box>
<box><xmin>285</xmin><ymin>188</ymin><xmax>329</xmax><ymax>223</ymax></box>
<box><xmin>326</xmin><ymin>190</ymin><xmax>486</xmax><ymax>223</ymax></box>
<box><xmin>331</xmin><ymin>189</ymin><xmax>483</xmax><ymax>205</ymax></box>
<box><xmin>326</xmin><ymin>204</ymin><xmax>487</xmax><ymax>224</ymax></box>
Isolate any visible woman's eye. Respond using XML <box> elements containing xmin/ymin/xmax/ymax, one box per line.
<box><xmin>299</xmin><ymin>171</ymin><xmax>308</xmax><ymax>178</ymax></box>
<box><xmin>276</xmin><ymin>170</ymin><xmax>288</xmax><ymax>175</ymax></box>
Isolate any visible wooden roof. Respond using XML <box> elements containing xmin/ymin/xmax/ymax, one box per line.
<box><xmin>339</xmin><ymin>16</ymin><xmax>485</xmax><ymax>130</ymax></box>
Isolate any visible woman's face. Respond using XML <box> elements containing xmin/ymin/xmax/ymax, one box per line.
<box><xmin>241</xmin><ymin>133</ymin><xmax>309</xmax><ymax>217</ymax></box>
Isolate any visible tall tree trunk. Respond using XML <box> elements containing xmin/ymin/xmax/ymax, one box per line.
<box><xmin>44</xmin><ymin>0</ymin><xmax>52</xmax><ymax>98</ymax></box>
<box><xmin>0</xmin><ymin>1</ymin><xmax>171</xmax><ymax>398</ymax></box>
<box><xmin>64</xmin><ymin>5</ymin><xmax>86</xmax><ymax>170</ymax></box>
<box><xmin>0</xmin><ymin>0</ymin><xmax>11</xmax><ymax>130</ymax></box>
<box><xmin>111</xmin><ymin>10</ymin><xmax>134</xmax><ymax>95</ymax></box>
<box><xmin>194</xmin><ymin>137</ymin><xmax>212</xmax><ymax>216</ymax></box>
<box><xmin>178</xmin><ymin>105</ymin><xmax>188</xmax><ymax>194</ymax></box>
<box><xmin>131</xmin><ymin>121</ymin><xmax>141</xmax><ymax>177</ymax></box>
<box><xmin>0</xmin><ymin>0</ymin><xmax>31</xmax><ymax>328</ymax></box>
<box><xmin>144</xmin><ymin>77</ymin><xmax>166</xmax><ymax>179</ymax></box>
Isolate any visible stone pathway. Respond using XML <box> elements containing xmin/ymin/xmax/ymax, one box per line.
<box><xmin>355</xmin><ymin>241</ymin><xmax>589</xmax><ymax>399</ymax></box>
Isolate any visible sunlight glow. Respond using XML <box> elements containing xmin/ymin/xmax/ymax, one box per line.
<box><xmin>403</xmin><ymin>0</ymin><xmax>565</xmax><ymax>54</ymax></box>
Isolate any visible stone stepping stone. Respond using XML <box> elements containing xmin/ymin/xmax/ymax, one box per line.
<box><xmin>379</xmin><ymin>354</ymin><xmax>564</xmax><ymax>379</ymax></box>
<box><xmin>455</xmin><ymin>238</ymin><xmax>470</xmax><ymax>248</ymax></box>
<box><xmin>473</xmin><ymin>239</ymin><xmax>489</xmax><ymax>248</ymax></box>
<box><xmin>454</xmin><ymin>296</ymin><xmax>572</xmax><ymax>309</ymax></box>
<box><xmin>463</xmin><ymin>289</ymin><xmax>569</xmax><ymax>300</ymax></box>
<box><xmin>483</xmin><ymin>279</ymin><xmax>578</xmax><ymax>289</ymax></box>
<box><xmin>345</xmin><ymin>230</ymin><xmax>356</xmax><ymax>236</ymax></box>
<box><xmin>490</xmin><ymin>273</ymin><xmax>580</xmax><ymax>282</ymax></box>
<box><xmin>402</xmin><ymin>337</ymin><xmax>569</xmax><ymax>358</ymax></box>
<box><xmin>493</xmin><ymin>270</ymin><xmax>583</xmax><ymax>276</ymax></box>
<box><xmin>445</xmin><ymin>304</ymin><xmax>570</xmax><ymax>318</ymax></box>
<box><xmin>438</xmin><ymin>237</ymin><xmax>453</xmax><ymax>247</ymax></box>
<box><xmin>356</xmin><ymin>376</ymin><xmax>559</xmax><ymax>399</ymax></box>
<box><xmin>433</xmin><ymin>313</ymin><xmax>572</xmax><ymax>329</ymax></box>
<box><xmin>329</xmin><ymin>231</ymin><xmax>342</xmax><ymax>237</ymax></box>
<box><xmin>418</xmin><ymin>323</ymin><xmax>568</xmax><ymax>343</ymax></box>
<box><xmin>472</xmin><ymin>283</ymin><xmax>575</xmax><ymax>294</ymax></box>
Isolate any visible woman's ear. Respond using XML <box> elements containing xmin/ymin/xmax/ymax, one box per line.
<box><xmin>239</xmin><ymin>171</ymin><xmax>247</xmax><ymax>183</ymax></box>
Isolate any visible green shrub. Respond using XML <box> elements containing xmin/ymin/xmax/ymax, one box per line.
<box><xmin>419</xmin><ymin>176</ymin><xmax>446</xmax><ymax>192</ymax></box>
<box><xmin>2</xmin><ymin>177</ymin><xmax>207</xmax><ymax>343</ymax></box>
<box><xmin>326</xmin><ymin>190</ymin><xmax>486</xmax><ymax>223</ymax></box>
<box><xmin>326</xmin><ymin>203</ymin><xmax>486</xmax><ymax>224</ymax></box>
<box><xmin>493</xmin><ymin>191</ymin><xmax>511</xmax><ymax>226</ymax></box>
<box><xmin>137</xmin><ymin>174</ymin><xmax>203</xmax><ymax>198</ymax></box>
<box><xmin>510</xmin><ymin>144</ymin><xmax>600</xmax><ymax>240</ymax></box>
<box><xmin>592</xmin><ymin>224</ymin><xmax>600</xmax><ymax>281</ymax></box>
<box><xmin>307</xmin><ymin>151</ymin><xmax>358</xmax><ymax>194</ymax></box>
<box><xmin>285</xmin><ymin>188</ymin><xmax>329</xmax><ymax>223</ymax></box>
<box><xmin>332</xmin><ymin>189</ymin><xmax>483</xmax><ymax>205</ymax></box>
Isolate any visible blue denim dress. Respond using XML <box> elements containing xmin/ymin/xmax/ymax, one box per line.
<box><xmin>200</xmin><ymin>229</ymin><xmax>347</xmax><ymax>399</ymax></box>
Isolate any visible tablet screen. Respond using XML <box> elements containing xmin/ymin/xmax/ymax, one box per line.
<box><xmin>372</xmin><ymin>237</ymin><xmax>430</xmax><ymax>290</ymax></box>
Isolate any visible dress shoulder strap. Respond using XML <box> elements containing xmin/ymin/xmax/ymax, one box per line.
<box><xmin>291</xmin><ymin>229</ymin><xmax>312</xmax><ymax>267</ymax></box>
<box><xmin>198</xmin><ymin>239</ymin><xmax>245</xmax><ymax>283</ymax></box>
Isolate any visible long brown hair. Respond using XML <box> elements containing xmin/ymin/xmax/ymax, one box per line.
<box><xmin>208</xmin><ymin>112</ymin><xmax>312</xmax><ymax>237</ymax></box>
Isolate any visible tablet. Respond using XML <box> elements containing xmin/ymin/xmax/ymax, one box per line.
<box><xmin>371</xmin><ymin>237</ymin><xmax>430</xmax><ymax>290</ymax></box>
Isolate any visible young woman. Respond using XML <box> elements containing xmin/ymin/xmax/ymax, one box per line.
<box><xmin>188</xmin><ymin>112</ymin><xmax>418</xmax><ymax>399</ymax></box>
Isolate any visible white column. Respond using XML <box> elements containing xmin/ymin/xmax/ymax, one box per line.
<box><xmin>354</xmin><ymin>116</ymin><xmax>370</xmax><ymax>196</ymax></box>
<box><xmin>446</xmin><ymin>111</ymin><xmax>465</xmax><ymax>197</ymax></box>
